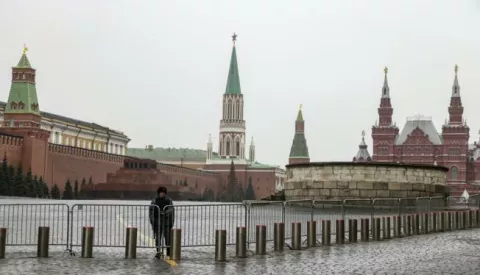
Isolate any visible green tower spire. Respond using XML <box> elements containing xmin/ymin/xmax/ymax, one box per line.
<box><xmin>5</xmin><ymin>46</ymin><xmax>40</xmax><ymax>115</ymax></box>
<box><xmin>225</xmin><ymin>33</ymin><xmax>242</xmax><ymax>95</ymax></box>
<box><xmin>289</xmin><ymin>105</ymin><xmax>310</xmax><ymax>163</ymax></box>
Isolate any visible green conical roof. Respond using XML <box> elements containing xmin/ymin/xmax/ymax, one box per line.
<box><xmin>16</xmin><ymin>53</ymin><xmax>32</xmax><ymax>68</ymax></box>
<box><xmin>225</xmin><ymin>46</ymin><xmax>242</xmax><ymax>95</ymax></box>
<box><xmin>5</xmin><ymin>51</ymin><xmax>40</xmax><ymax>115</ymax></box>
<box><xmin>289</xmin><ymin>133</ymin><xmax>309</xmax><ymax>158</ymax></box>
<box><xmin>296</xmin><ymin>109</ymin><xmax>304</xmax><ymax>121</ymax></box>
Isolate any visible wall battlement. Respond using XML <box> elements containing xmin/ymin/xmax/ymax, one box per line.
<box><xmin>0</xmin><ymin>133</ymin><xmax>23</xmax><ymax>147</ymax></box>
<box><xmin>156</xmin><ymin>162</ymin><xmax>219</xmax><ymax>178</ymax></box>
<box><xmin>48</xmin><ymin>143</ymin><xmax>124</xmax><ymax>163</ymax></box>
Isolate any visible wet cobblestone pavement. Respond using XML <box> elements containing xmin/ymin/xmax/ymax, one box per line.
<box><xmin>2</xmin><ymin>229</ymin><xmax>480</xmax><ymax>275</ymax></box>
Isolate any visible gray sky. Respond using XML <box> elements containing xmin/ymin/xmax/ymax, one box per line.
<box><xmin>1</xmin><ymin>0</ymin><xmax>480</xmax><ymax>168</ymax></box>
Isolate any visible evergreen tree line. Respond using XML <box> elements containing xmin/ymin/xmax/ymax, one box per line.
<box><xmin>57</xmin><ymin>177</ymin><xmax>94</xmax><ymax>200</ymax></box>
<box><xmin>201</xmin><ymin>161</ymin><xmax>256</xmax><ymax>202</ymax></box>
<box><xmin>0</xmin><ymin>155</ymin><xmax>49</xmax><ymax>198</ymax></box>
<box><xmin>0</xmin><ymin>154</ymin><xmax>95</xmax><ymax>200</ymax></box>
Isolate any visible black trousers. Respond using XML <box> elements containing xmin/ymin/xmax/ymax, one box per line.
<box><xmin>154</xmin><ymin>226</ymin><xmax>172</xmax><ymax>256</ymax></box>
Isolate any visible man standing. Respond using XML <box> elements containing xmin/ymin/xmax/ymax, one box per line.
<box><xmin>149</xmin><ymin>186</ymin><xmax>175</xmax><ymax>259</ymax></box>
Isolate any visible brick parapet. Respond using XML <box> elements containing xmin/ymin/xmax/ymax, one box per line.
<box><xmin>48</xmin><ymin>143</ymin><xmax>124</xmax><ymax>163</ymax></box>
<box><xmin>0</xmin><ymin>133</ymin><xmax>23</xmax><ymax>147</ymax></box>
<box><xmin>156</xmin><ymin>162</ymin><xmax>220</xmax><ymax>179</ymax></box>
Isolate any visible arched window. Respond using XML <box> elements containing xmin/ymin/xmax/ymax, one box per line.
<box><xmin>236</xmin><ymin>141</ymin><xmax>240</xmax><ymax>156</ymax></box>
<box><xmin>451</xmin><ymin>166</ymin><xmax>458</xmax><ymax>180</ymax></box>
<box><xmin>235</xmin><ymin>99</ymin><xmax>240</xmax><ymax>120</ymax></box>
<box><xmin>226</xmin><ymin>139</ymin><xmax>230</xmax><ymax>155</ymax></box>
<box><xmin>227</xmin><ymin>100</ymin><xmax>232</xmax><ymax>119</ymax></box>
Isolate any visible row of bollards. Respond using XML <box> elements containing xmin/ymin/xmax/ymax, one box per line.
<box><xmin>0</xmin><ymin>226</ymin><xmax>181</xmax><ymax>260</ymax></box>
<box><xmin>1</xmin><ymin>210</ymin><xmax>479</xmax><ymax>261</ymax></box>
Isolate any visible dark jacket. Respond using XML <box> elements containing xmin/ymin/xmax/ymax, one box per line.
<box><xmin>149</xmin><ymin>196</ymin><xmax>175</xmax><ymax>229</ymax></box>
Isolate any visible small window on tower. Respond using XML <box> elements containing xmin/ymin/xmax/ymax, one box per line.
<box><xmin>451</xmin><ymin>166</ymin><xmax>458</xmax><ymax>180</ymax></box>
<box><xmin>383</xmin><ymin>88</ymin><xmax>387</xmax><ymax>95</ymax></box>
<box><xmin>454</xmin><ymin>87</ymin><xmax>458</xmax><ymax>94</ymax></box>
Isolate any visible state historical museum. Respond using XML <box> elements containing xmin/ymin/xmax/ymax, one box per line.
<box><xmin>369</xmin><ymin>65</ymin><xmax>479</xmax><ymax>195</ymax></box>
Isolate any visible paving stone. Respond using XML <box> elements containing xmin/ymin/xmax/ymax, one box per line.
<box><xmin>2</xmin><ymin>229</ymin><xmax>480</xmax><ymax>274</ymax></box>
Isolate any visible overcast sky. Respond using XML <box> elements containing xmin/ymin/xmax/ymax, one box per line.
<box><xmin>1</xmin><ymin>0</ymin><xmax>480</xmax><ymax>167</ymax></box>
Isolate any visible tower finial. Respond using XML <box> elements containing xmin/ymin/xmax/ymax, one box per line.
<box><xmin>454</xmin><ymin>64</ymin><xmax>458</xmax><ymax>75</ymax></box>
<box><xmin>362</xmin><ymin>130</ymin><xmax>365</xmax><ymax>138</ymax></box>
<box><xmin>384</xmin><ymin>66</ymin><xmax>388</xmax><ymax>75</ymax></box>
<box><xmin>23</xmin><ymin>43</ymin><xmax>28</xmax><ymax>55</ymax></box>
<box><xmin>232</xmin><ymin>32</ymin><xmax>237</xmax><ymax>45</ymax></box>
<box><xmin>299</xmin><ymin>104</ymin><xmax>303</xmax><ymax>111</ymax></box>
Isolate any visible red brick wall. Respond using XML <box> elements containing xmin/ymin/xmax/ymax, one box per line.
<box><xmin>46</xmin><ymin>144</ymin><xmax>123</xmax><ymax>190</ymax></box>
<box><xmin>203</xmin><ymin>164</ymin><xmax>278</xmax><ymax>199</ymax></box>
<box><xmin>0</xmin><ymin>134</ymin><xmax>23</xmax><ymax>167</ymax></box>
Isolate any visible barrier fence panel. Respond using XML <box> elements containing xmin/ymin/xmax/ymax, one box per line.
<box><xmin>343</xmin><ymin>199</ymin><xmax>373</xmax><ymax>221</ymax></box>
<box><xmin>246</xmin><ymin>201</ymin><xmax>284</xmax><ymax>243</ymax></box>
<box><xmin>415</xmin><ymin>197</ymin><xmax>431</xmax><ymax>214</ymax></box>
<box><xmin>470</xmin><ymin>195</ymin><xmax>480</xmax><ymax>209</ymax></box>
<box><xmin>69</xmin><ymin>204</ymin><xmax>157</xmax><ymax>250</ymax></box>
<box><xmin>165</xmin><ymin>203</ymin><xmax>246</xmax><ymax>247</ymax></box>
<box><xmin>283</xmin><ymin>200</ymin><xmax>314</xmax><ymax>239</ymax></box>
<box><xmin>312</xmin><ymin>200</ymin><xmax>343</xmax><ymax>235</ymax></box>
<box><xmin>0</xmin><ymin>204</ymin><xmax>69</xmax><ymax>249</ymax></box>
<box><xmin>372</xmin><ymin>198</ymin><xmax>401</xmax><ymax>218</ymax></box>
<box><xmin>447</xmin><ymin>196</ymin><xmax>468</xmax><ymax>210</ymax></box>
<box><xmin>399</xmin><ymin>198</ymin><xmax>417</xmax><ymax>216</ymax></box>
<box><xmin>430</xmin><ymin>197</ymin><xmax>447</xmax><ymax>212</ymax></box>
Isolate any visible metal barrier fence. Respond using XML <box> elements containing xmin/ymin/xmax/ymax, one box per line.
<box><xmin>0</xmin><ymin>204</ymin><xmax>69</xmax><ymax>250</ymax></box>
<box><xmin>0</xmin><ymin>195</ymin><xmax>479</xmax><ymax>253</ymax></box>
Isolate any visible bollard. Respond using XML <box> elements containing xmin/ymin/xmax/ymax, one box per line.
<box><xmin>215</xmin><ymin>229</ymin><xmax>227</xmax><ymax>262</ymax></box>
<box><xmin>291</xmin><ymin>222</ymin><xmax>302</xmax><ymax>250</ymax></box>
<box><xmin>321</xmin><ymin>220</ymin><xmax>331</xmax><ymax>246</ymax></box>
<box><xmin>468</xmin><ymin>210</ymin><xmax>473</xmax><ymax>229</ymax></box>
<box><xmin>439</xmin><ymin>212</ymin><xmax>446</xmax><ymax>232</ymax></box>
<box><xmin>307</xmin><ymin>221</ymin><xmax>317</xmax><ymax>247</ymax></box>
<box><xmin>447</xmin><ymin>212</ymin><xmax>453</xmax><ymax>231</ymax></box>
<box><xmin>81</xmin><ymin>226</ymin><xmax>94</xmax><ymax>258</ymax></box>
<box><xmin>125</xmin><ymin>227</ymin><xmax>137</xmax><ymax>259</ymax></box>
<box><xmin>373</xmin><ymin>218</ymin><xmax>381</xmax><ymax>241</ymax></box>
<box><xmin>360</xmin><ymin>218</ymin><xmax>369</xmax><ymax>241</ymax></box>
<box><xmin>37</xmin><ymin>226</ymin><xmax>49</xmax><ymax>258</ymax></box>
<box><xmin>348</xmin><ymin>219</ymin><xmax>358</xmax><ymax>243</ymax></box>
<box><xmin>431</xmin><ymin>213</ymin><xmax>437</xmax><ymax>233</ymax></box>
<box><xmin>382</xmin><ymin>217</ymin><xmax>391</xmax><ymax>239</ymax></box>
<box><xmin>255</xmin><ymin>225</ymin><xmax>267</xmax><ymax>255</ymax></box>
<box><xmin>413</xmin><ymin>214</ymin><xmax>420</xmax><ymax>235</ymax></box>
<box><xmin>170</xmin><ymin>229</ymin><xmax>181</xmax><ymax>261</ymax></box>
<box><xmin>273</xmin><ymin>223</ymin><xmax>285</xmax><ymax>252</ymax></box>
<box><xmin>405</xmin><ymin>215</ymin><xmax>412</xmax><ymax>236</ymax></box>
<box><xmin>393</xmin><ymin>216</ymin><xmax>401</xmax><ymax>238</ymax></box>
<box><xmin>455</xmin><ymin>211</ymin><xmax>460</xmax><ymax>230</ymax></box>
<box><xmin>336</xmin><ymin>220</ymin><xmax>345</xmax><ymax>244</ymax></box>
<box><xmin>476</xmin><ymin>210</ymin><xmax>480</xmax><ymax>228</ymax></box>
<box><xmin>235</xmin><ymin>227</ymin><xmax>247</xmax><ymax>258</ymax></box>
<box><xmin>422</xmin><ymin>213</ymin><xmax>429</xmax><ymax>234</ymax></box>
<box><xmin>474</xmin><ymin>210</ymin><xmax>478</xmax><ymax>228</ymax></box>
<box><xmin>0</xmin><ymin>228</ymin><xmax>6</xmax><ymax>259</ymax></box>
